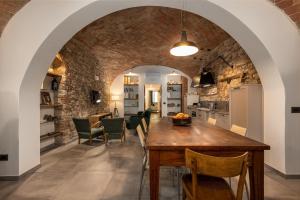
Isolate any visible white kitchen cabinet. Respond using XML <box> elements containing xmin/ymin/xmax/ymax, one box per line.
<box><xmin>229</xmin><ymin>84</ymin><xmax>263</xmax><ymax>142</ymax></box>
<box><xmin>215</xmin><ymin>113</ymin><xmax>230</xmax><ymax>130</ymax></box>
<box><xmin>196</xmin><ymin>109</ymin><xmax>209</xmax><ymax>121</ymax></box>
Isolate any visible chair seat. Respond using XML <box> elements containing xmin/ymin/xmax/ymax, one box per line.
<box><xmin>91</xmin><ymin>126</ymin><xmax>104</xmax><ymax>136</ymax></box>
<box><xmin>107</xmin><ymin>132</ymin><xmax>123</xmax><ymax>139</ymax></box>
<box><xmin>182</xmin><ymin>174</ymin><xmax>235</xmax><ymax>200</ymax></box>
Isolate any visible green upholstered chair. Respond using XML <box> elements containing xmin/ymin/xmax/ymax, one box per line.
<box><xmin>102</xmin><ymin>118</ymin><xmax>125</xmax><ymax>144</ymax></box>
<box><xmin>72</xmin><ymin>118</ymin><xmax>104</xmax><ymax>145</ymax></box>
<box><xmin>143</xmin><ymin>109</ymin><xmax>152</xmax><ymax>127</ymax></box>
<box><xmin>125</xmin><ymin>109</ymin><xmax>152</xmax><ymax>131</ymax></box>
<box><xmin>126</xmin><ymin>115</ymin><xmax>143</xmax><ymax>130</ymax></box>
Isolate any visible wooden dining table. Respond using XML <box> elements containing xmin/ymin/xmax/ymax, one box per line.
<box><xmin>146</xmin><ymin>118</ymin><xmax>270</xmax><ymax>200</ymax></box>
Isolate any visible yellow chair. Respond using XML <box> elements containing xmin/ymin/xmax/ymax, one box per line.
<box><xmin>207</xmin><ymin>117</ymin><xmax>217</xmax><ymax>125</ymax></box>
<box><xmin>230</xmin><ymin>124</ymin><xmax>247</xmax><ymax>136</ymax></box>
<box><xmin>230</xmin><ymin>124</ymin><xmax>249</xmax><ymax>199</ymax></box>
<box><xmin>141</xmin><ymin>117</ymin><xmax>148</xmax><ymax>135</ymax></box>
<box><xmin>136</xmin><ymin>125</ymin><xmax>147</xmax><ymax>200</ymax></box>
<box><xmin>182</xmin><ymin>149</ymin><xmax>248</xmax><ymax>200</ymax></box>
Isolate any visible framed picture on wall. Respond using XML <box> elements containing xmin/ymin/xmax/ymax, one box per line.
<box><xmin>40</xmin><ymin>91</ymin><xmax>52</xmax><ymax>105</ymax></box>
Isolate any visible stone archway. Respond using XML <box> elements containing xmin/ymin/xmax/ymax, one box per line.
<box><xmin>0</xmin><ymin>0</ymin><xmax>300</xmax><ymax>176</ymax></box>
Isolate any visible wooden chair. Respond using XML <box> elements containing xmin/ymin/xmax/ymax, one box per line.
<box><xmin>136</xmin><ymin>124</ymin><xmax>147</xmax><ymax>200</ymax></box>
<box><xmin>141</xmin><ymin>117</ymin><xmax>148</xmax><ymax>135</ymax></box>
<box><xmin>230</xmin><ymin>124</ymin><xmax>249</xmax><ymax>199</ymax></box>
<box><xmin>230</xmin><ymin>124</ymin><xmax>247</xmax><ymax>136</ymax></box>
<box><xmin>207</xmin><ymin>117</ymin><xmax>217</xmax><ymax>125</ymax></box>
<box><xmin>182</xmin><ymin>149</ymin><xmax>248</xmax><ymax>200</ymax></box>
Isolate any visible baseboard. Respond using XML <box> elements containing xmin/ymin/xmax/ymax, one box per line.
<box><xmin>0</xmin><ymin>164</ymin><xmax>41</xmax><ymax>181</ymax></box>
<box><xmin>265</xmin><ymin>164</ymin><xmax>300</xmax><ymax>179</ymax></box>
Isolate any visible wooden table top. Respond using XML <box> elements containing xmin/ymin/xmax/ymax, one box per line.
<box><xmin>147</xmin><ymin>118</ymin><xmax>270</xmax><ymax>151</ymax></box>
<box><xmin>90</xmin><ymin>112</ymin><xmax>112</xmax><ymax>118</ymax></box>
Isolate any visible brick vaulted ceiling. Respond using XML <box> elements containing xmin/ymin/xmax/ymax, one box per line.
<box><xmin>0</xmin><ymin>0</ymin><xmax>30</xmax><ymax>36</ymax></box>
<box><xmin>73</xmin><ymin>7</ymin><xmax>230</xmax><ymax>79</ymax></box>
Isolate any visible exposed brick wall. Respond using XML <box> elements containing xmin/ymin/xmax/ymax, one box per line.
<box><xmin>0</xmin><ymin>0</ymin><xmax>29</xmax><ymax>36</ymax></box>
<box><xmin>1</xmin><ymin>1</ymin><xmax>300</xmax><ymax>39</ymax></box>
<box><xmin>272</xmin><ymin>0</ymin><xmax>300</xmax><ymax>27</ymax></box>
<box><xmin>198</xmin><ymin>38</ymin><xmax>261</xmax><ymax>101</ymax></box>
<box><xmin>74</xmin><ymin>6</ymin><xmax>230</xmax><ymax>81</ymax></box>
<box><xmin>54</xmin><ymin>39</ymin><xmax>110</xmax><ymax>143</ymax></box>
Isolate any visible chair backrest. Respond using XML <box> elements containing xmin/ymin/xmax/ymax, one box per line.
<box><xmin>141</xmin><ymin>118</ymin><xmax>148</xmax><ymax>133</ymax></box>
<box><xmin>185</xmin><ymin>149</ymin><xmax>248</xmax><ymax>200</ymax></box>
<box><xmin>102</xmin><ymin>118</ymin><xmax>124</xmax><ymax>133</ymax></box>
<box><xmin>136</xmin><ymin>124</ymin><xmax>146</xmax><ymax>148</ymax></box>
<box><xmin>73</xmin><ymin>118</ymin><xmax>90</xmax><ymax>133</ymax></box>
<box><xmin>207</xmin><ymin>117</ymin><xmax>216</xmax><ymax>125</ymax></box>
<box><xmin>230</xmin><ymin>124</ymin><xmax>247</xmax><ymax>136</ymax></box>
<box><xmin>144</xmin><ymin>109</ymin><xmax>152</xmax><ymax>125</ymax></box>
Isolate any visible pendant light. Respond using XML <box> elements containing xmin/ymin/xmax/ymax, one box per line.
<box><xmin>170</xmin><ymin>3</ymin><xmax>198</xmax><ymax>57</ymax></box>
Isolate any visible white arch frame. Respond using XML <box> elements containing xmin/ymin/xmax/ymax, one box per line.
<box><xmin>0</xmin><ymin>0</ymin><xmax>300</xmax><ymax>176</ymax></box>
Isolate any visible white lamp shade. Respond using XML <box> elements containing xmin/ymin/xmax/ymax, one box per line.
<box><xmin>170</xmin><ymin>45</ymin><xmax>199</xmax><ymax>57</ymax></box>
<box><xmin>111</xmin><ymin>95</ymin><xmax>120</xmax><ymax>101</ymax></box>
<box><xmin>170</xmin><ymin>31</ymin><xmax>199</xmax><ymax>57</ymax></box>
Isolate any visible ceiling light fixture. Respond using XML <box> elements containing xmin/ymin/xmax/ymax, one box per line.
<box><xmin>170</xmin><ymin>2</ymin><xmax>199</xmax><ymax>57</ymax></box>
<box><xmin>168</xmin><ymin>71</ymin><xmax>179</xmax><ymax>76</ymax></box>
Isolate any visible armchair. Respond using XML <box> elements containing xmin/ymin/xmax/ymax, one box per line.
<box><xmin>102</xmin><ymin>118</ymin><xmax>125</xmax><ymax>144</ymax></box>
<box><xmin>72</xmin><ymin>118</ymin><xmax>104</xmax><ymax>144</ymax></box>
<box><xmin>125</xmin><ymin>109</ymin><xmax>152</xmax><ymax>131</ymax></box>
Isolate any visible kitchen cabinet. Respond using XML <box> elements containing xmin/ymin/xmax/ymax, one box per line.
<box><xmin>197</xmin><ymin>109</ymin><xmax>209</xmax><ymax>121</ymax></box>
<box><xmin>229</xmin><ymin>84</ymin><xmax>263</xmax><ymax>142</ymax></box>
<box><xmin>215</xmin><ymin>113</ymin><xmax>230</xmax><ymax>130</ymax></box>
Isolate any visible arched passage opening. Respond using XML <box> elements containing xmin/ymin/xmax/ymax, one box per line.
<box><xmin>0</xmin><ymin>0</ymin><xmax>300</xmax><ymax>177</ymax></box>
<box><xmin>110</xmin><ymin>65</ymin><xmax>194</xmax><ymax>117</ymax></box>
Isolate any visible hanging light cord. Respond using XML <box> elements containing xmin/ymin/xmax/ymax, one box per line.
<box><xmin>181</xmin><ymin>0</ymin><xmax>185</xmax><ymax>31</ymax></box>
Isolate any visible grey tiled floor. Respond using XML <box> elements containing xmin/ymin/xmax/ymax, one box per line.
<box><xmin>0</xmin><ymin>131</ymin><xmax>299</xmax><ymax>200</ymax></box>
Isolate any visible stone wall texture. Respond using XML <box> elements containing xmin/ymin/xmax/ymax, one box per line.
<box><xmin>198</xmin><ymin>38</ymin><xmax>261</xmax><ymax>101</ymax></box>
<box><xmin>54</xmin><ymin>39</ymin><xmax>110</xmax><ymax>143</ymax></box>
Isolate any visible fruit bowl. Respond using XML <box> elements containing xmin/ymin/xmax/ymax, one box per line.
<box><xmin>172</xmin><ymin>113</ymin><xmax>192</xmax><ymax>126</ymax></box>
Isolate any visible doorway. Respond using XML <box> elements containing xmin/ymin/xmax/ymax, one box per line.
<box><xmin>144</xmin><ymin>84</ymin><xmax>162</xmax><ymax>119</ymax></box>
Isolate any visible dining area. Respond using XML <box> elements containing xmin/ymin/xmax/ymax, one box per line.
<box><xmin>72</xmin><ymin>111</ymin><xmax>270</xmax><ymax>200</ymax></box>
<box><xmin>135</xmin><ymin>115</ymin><xmax>270</xmax><ymax>200</ymax></box>
<box><xmin>2</xmin><ymin>113</ymin><xmax>300</xmax><ymax>200</ymax></box>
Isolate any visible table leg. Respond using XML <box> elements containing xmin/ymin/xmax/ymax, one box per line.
<box><xmin>149</xmin><ymin>150</ymin><xmax>160</xmax><ymax>200</ymax></box>
<box><xmin>249</xmin><ymin>151</ymin><xmax>264</xmax><ymax>200</ymax></box>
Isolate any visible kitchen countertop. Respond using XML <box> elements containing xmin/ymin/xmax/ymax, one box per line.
<box><xmin>188</xmin><ymin>106</ymin><xmax>229</xmax><ymax>115</ymax></box>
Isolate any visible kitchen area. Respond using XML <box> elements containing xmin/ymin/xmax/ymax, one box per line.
<box><xmin>185</xmin><ymin>39</ymin><xmax>263</xmax><ymax>142</ymax></box>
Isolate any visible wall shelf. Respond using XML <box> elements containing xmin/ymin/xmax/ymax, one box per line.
<box><xmin>218</xmin><ymin>74</ymin><xmax>242</xmax><ymax>83</ymax></box>
<box><xmin>40</xmin><ymin>132</ymin><xmax>62</xmax><ymax>142</ymax></box>
<box><xmin>124</xmin><ymin>84</ymin><xmax>138</xmax><ymax>86</ymax></box>
<box><xmin>47</xmin><ymin>72</ymin><xmax>62</xmax><ymax>78</ymax></box>
<box><xmin>40</xmin><ymin>121</ymin><xmax>56</xmax><ymax>124</ymax></box>
<box><xmin>199</xmin><ymin>93</ymin><xmax>218</xmax><ymax>97</ymax></box>
<box><xmin>40</xmin><ymin>104</ymin><xmax>62</xmax><ymax>109</ymax></box>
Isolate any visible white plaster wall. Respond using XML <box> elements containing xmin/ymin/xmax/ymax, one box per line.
<box><xmin>0</xmin><ymin>0</ymin><xmax>300</xmax><ymax>176</ymax></box>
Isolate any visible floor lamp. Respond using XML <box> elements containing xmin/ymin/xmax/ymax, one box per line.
<box><xmin>111</xmin><ymin>95</ymin><xmax>120</xmax><ymax>117</ymax></box>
